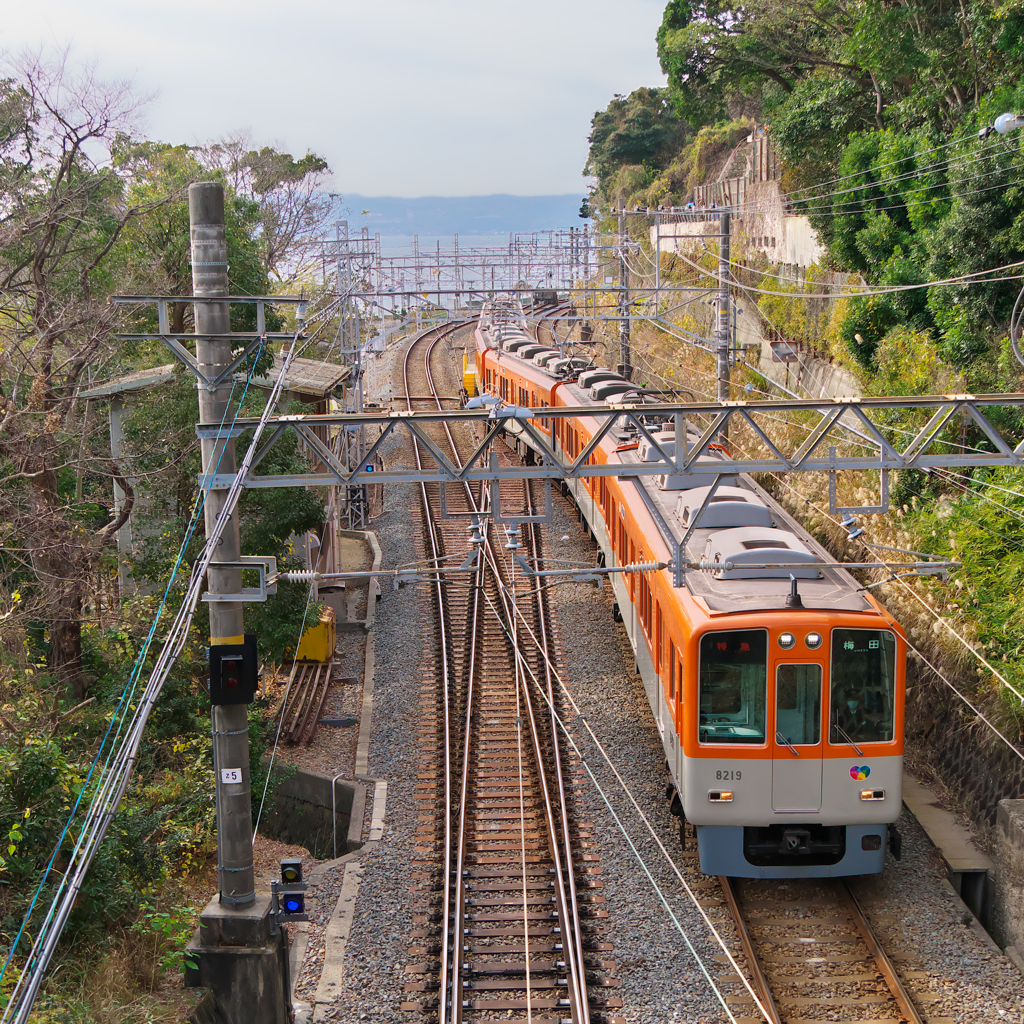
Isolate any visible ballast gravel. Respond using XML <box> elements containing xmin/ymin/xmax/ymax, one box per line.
<box><xmin>303</xmin><ymin>337</ymin><xmax>1024</xmax><ymax>1023</ymax></box>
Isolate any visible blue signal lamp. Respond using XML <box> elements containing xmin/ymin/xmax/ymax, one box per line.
<box><xmin>281</xmin><ymin>892</ymin><xmax>305</xmax><ymax>915</ymax></box>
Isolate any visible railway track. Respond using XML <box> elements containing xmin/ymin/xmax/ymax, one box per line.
<box><xmin>719</xmin><ymin>876</ymin><xmax>925</xmax><ymax>1024</ymax></box>
<box><xmin>398</xmin><ymin>323</ymin><xmax>621</xmax><ymax>1024</ymax></box>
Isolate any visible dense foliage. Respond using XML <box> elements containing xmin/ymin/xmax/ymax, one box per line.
<box><xmin>583</xmin><ymin>0</ymin><xmax>1024</xmax><ymax>382</ymax></box>
<box><xmin>581</xmin><ymin>3</ymin><xmax>1024</xmax><ymax>730</ymax></box>
<box><xmin>0</xmin><ymin>51</ymin><xmax>334</xmax><ymax>1012</ymax></box>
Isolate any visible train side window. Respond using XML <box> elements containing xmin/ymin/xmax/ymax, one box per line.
<box><xmin>776</xmin><ymin>664</ymin><xmax>822</xmax><ymax>745</ymax></box>
<box><xmin>655</xmin><ymin>603</ymin><xmax>663</xmax><ymax>673</ymax></box>
<box><xmin>675</xmin><ymin>645</ymin><xmax>684</xmax><ymax>704</ymax></box>
<box><xmin>829</xmin><ymin>629</ymin><xmax>896</xmax><ymax>744</ymax></box>
<box><xmin>669</xmin><ymin>645</ymin><xmax>677</xmax><ymax>706</ymax></box>
<box><xmin>698</xmin><ymin>630</ymin><xmax>767</xmax><ymax>744</ymax></box>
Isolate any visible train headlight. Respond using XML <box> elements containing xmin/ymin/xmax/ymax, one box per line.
<box><xmin>860</xmin><ymin>789</ymin><xmax>885</xmax><ymax>801</ymax></box>
<box><xmin>778</xmin><ymin>632</ymin><xmax>795</xmax><ymax>650</ymax></box>
<box><xmin>708</xmin><ymin>791</ymin><xmax>734</xmax><ymax>802</ymax></box>
<box><xmin>805</xmin><ymin>632</ymin><xmax>822</xmax><ymax>649</ymax></box>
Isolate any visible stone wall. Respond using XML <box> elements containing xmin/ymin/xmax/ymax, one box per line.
<box><xmin>990</xmin><ymin>800</ymin><xmax>1024</xmax><ymax>958</ymax></box>
<box><xmin>905</xmin><ymin>662</ymin><xmax>1024</xmax><ymax>828</ymax></box>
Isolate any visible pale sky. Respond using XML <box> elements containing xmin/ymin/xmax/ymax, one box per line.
<box><xmin>4</xmin><ymin>0</ymin><xmax>668</xmax><ymax>197</ymax></box>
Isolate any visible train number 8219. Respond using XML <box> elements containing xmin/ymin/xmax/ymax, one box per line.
<box><xmin>715</xmin><ymin>770</ymin><xmax>742</xmax><ymax>781</ymax></box>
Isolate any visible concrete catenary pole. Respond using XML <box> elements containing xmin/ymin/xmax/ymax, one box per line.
<box><xmin>715</xmin><ymin>211</ymin><xmax>732</xmax><ymax>437</ymax></box>
<box><xmin>189</xmin><ymin>183</ymin><xmax>255</xmax><ymax>906</ymax></box>
<box><xmin>618</xmin><ymin>207</ymin><xmax>632</xmax><ymax>380</ymax></box>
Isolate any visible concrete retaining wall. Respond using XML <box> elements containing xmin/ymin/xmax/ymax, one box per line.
<box><xmin>905</xmin><ymin>664</ymin><xmax>1024</xmax><ymax>829</ymax></box>
<box><xmin>990</xmin><ymin>800</ymin><xmax>1024</xmax><ymax>960</ymax></box>
<box><xmin>261</xmin><ymin>768</ymin><xmax>361</xmax><ymax>860</ymax></box>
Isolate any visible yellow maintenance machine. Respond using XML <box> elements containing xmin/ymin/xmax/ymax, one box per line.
<box><xmin>295</xmin><ymin>605</ymin><xmax>337</xmax><ymax>663</ymax></box>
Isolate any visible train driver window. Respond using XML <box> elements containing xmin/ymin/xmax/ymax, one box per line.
<box><xmin>829</xmin><ymin>629</ymin><xmax>896</xmax><ymax>744</ymax></box>
<box><xmin>698</xmin><ymin>630</ymin><xmax>767</xmax><ymax>744</ymax></box>
<box><xmin>775</xmin><ymin>664</ymin><xmax>822</xmax><ymax>746</ymax></box>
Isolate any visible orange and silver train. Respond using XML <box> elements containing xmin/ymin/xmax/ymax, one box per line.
<box><xmin>472</xmin><ymin>301</ymin><xmax>905</xmax><ymax>878</ymax></box>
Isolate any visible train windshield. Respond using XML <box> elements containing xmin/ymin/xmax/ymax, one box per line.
<box><xmin>829</xmin><ymin>629</ymin><xmax>897</xmax><ymax>744</ymax></box>
<box><xmin>698</xmin><ymin>630</ymin><xmax>767</xmax><ymax>744</ymax></box>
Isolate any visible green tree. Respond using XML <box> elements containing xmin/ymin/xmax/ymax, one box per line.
<box><xmin>584</xmin><ymin>88</ymin><xmax>688</xmax><ymax>203</ymax></box>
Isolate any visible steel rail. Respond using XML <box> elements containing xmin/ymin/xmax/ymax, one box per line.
<box><xmin>422</xmin><ymin>328</ymin><xmax>484</xmax><ymax>1024</ymax></box>
<box><xmin>838</xmin><ymin>882</ymin><xmax>925</xmax><ymax>1024</ymax></box>
<box><xmin>403</xmin><ymin>321</ymin><xmax>465</xmax><ymax>1024</ymax></box>
<box><xmin>423</xmin><ymin>325</ymin><xmax>590</xmax><ymax>1022</ymax></box>
<box><xmin>720</xmin><ymin>874</ymin><xmax>926</xmax><ymax>1024</ymax></box>
<box><xmin>523</xmin><ymin>479</ymin><xmax>591</xmax><ymax>1018</ymax></box>
<box><xmin>717</xmin><ymin>877</ymin><xmax>782</xmax><ymax>1024</ymax></box>
<box><xmin>471</xmin><ymin>496</ymin><xmax>588</xmax><ymax>1022</ymax></box>
<box><xmin>446</xmin><ymin>534</ymin><xmax>484</xmax><ymax>1024</ymax></box>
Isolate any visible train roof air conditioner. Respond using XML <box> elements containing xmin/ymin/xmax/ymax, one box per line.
<box><xmin>677</xmin><ymin>487</ymin><xmax>774</xmax><ymax>530</ymax></box>
<box><xmin>702</xmin><ymin>527</ymin><xmax>820</xmax><ymax>579</ymax></box>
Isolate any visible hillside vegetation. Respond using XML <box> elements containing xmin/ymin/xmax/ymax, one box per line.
<box><xmin>582</xmin><ymin>1</ymin><xmax>1024</xmax><ymax>767</ymax></box>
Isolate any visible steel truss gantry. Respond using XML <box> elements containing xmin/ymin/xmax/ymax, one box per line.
<box><xmin>194</xmin><ymin>391</ymin><xmax>1024</xmax><ymax>497</ymax></box>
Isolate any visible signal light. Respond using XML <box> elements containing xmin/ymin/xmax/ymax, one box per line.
<box><xmin>282</xmin><ymin>892</ymin><xmax>305</xmax><ymax>914</ymax></box>
<box><xmin>281</xmin><ymin>858</ymin><xmax>302</xmax><ymax>885</ymax></box>
<box><xmin>209</xmin><ymin>635</ymin><xmax>258</xmax><ymax>705</ymax></box>
<box><xmin>275</xmin><ymin>857</ymin><xmax>307</xmax><ymax>921</ymax></box>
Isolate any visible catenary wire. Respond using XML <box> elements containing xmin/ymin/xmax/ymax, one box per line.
<box><xmin>0</xmin><ymin>346</ymin><xmax>264</xmax><ymax>995</ymax></box>
<box><xmin>475</xmin><ymin>581</ymin><xmax>758</xmax><ymax>1024</ymax></box>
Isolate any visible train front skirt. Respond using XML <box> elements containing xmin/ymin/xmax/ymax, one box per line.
<box><xmin>696</xmin><ymin>823</ymin><xmax>889</xmax><ymax>877</ymax></box>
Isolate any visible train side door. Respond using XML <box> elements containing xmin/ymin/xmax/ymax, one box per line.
<box><xmin>771</xmin><ymin>663</ymin><xmax>823</xmax><ymax>812</ymax></box>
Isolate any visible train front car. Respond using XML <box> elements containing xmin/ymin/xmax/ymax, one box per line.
<box><xmin>683</xmin><ymin>608</ymin><xmax>905</xmax><ymax>878</ymax></box>
<box><xmin>577</xmin><ymin>421</ymin><xmax>906</xmax><ymax>880</ymax></box>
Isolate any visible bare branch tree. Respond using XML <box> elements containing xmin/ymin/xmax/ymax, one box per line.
<box><xmin>0</xmin><ymin>48</ymin><xmax>163</xmax><ymax>696</ymax></box>
<box><xmin>203</xmin><ymin>131</ymin><xmax>333</xmax><ymax>284</ymax></box>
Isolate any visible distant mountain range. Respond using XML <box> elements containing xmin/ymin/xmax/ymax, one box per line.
<box><xmin>336</xmin><ymin>194</ymin><xmax>586</xmax><ymax>236</ymax></box>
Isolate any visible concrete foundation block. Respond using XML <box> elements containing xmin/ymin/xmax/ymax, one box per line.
<box><xmin>991</xmin><ymin>799</ymin><xmax>1024</xmax><ymax>951</ymax></box>
<box><xmin>197</xmin><ymin>892</ymin><xmax>273</xmax><ymax>947</ymax></box>
<box><xmin>185</xmin><ymin>893</ymin><xmax>292</xmax><ymax>1024</ymax></box>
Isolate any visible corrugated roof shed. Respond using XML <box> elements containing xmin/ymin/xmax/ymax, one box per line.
<box><xmin>252</xmin><ymin>354</ymin><xmax>351</xmax><ymax>400</ymax></box>
<box><xmin>78</xmin><ymin>364</ymin><xmax>177</xmax><ymax>399</ymax></box>
<box><xmin>77</xmin><ymin>354</ymin><xmax>351</xmax><ymax>402</ymax></box>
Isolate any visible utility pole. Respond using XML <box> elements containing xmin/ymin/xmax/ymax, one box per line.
<box><xmin>190</xmin><ymin>183</ymin><xmax>255</xmax><ymax>907</ymax></box>
<box><xmin>618</xmin><ymin>208</ymin><xmax>632</xmax><ymax>380</ymax></box>
<box><xmin>654</xmin><ymin>210</ymin><xmax>661</xmax><ymax>303</ymax></box>
<box><xmin>715</xmin><ymin>211</ymin><xmax>732</xmax><ymax>436</ymax></box>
